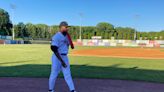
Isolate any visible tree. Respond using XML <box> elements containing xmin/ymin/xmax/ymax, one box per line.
<box><xmin>0</xmin><ymin>8</ymin><xmax>12</xmax><ymax>36</ymax></box>
<box><xmin>15</xmin><ymin>22</ymin><xmax>26</xmax><ymax>38</ymax></box>
<box><xmin>159</xmin><ymin>30</ymin><xmax>164</xmax><ymax>40</ymax></box>
<box><xmin>96</xmin><ymin>22</ymin><xmax>114</xmax><ymax>39</ymax></box>
<box><xmin>26</xmin><ymin>23</ymin><xmax>36</xmax><ymax>39</ymax></box>
<box><xmin>115</xmin><ymin>27</ymin><xmax>135</xmax><ymax>40</ymax></box>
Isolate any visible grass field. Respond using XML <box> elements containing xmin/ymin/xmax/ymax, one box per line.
<box><xmin>0</xmin><ymin>45</ymin><xmax>164</xmax><ymax>83</ymax></box>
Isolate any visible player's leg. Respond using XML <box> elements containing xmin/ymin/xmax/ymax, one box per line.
<box><xmin>61</xmin><ymin>55</ymin><xmax>75</xmax><ymax>91</ymax></box>
<box><xmin>49</xmin><ymin>54</ymin><xmax>61</xmax><ymax>92</ymax></box>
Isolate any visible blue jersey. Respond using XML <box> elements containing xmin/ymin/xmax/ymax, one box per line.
<box><xmin>51</xmin><ymin>32</ymin><xmax>70</xmax><ymax>54</ymax></box>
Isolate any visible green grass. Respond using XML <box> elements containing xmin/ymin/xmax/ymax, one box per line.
<box><xmin>0</xmin><ymin>44</ymin><xmax>164</xmax><ymax>83</ymax></box>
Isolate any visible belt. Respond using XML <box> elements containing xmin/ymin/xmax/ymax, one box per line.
<box><xmin>60</xmin><ymin>53</ymin><xmax>67</xmax><ymax>55</ymax></box>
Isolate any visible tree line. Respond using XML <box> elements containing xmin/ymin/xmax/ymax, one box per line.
<box><xmin>1</xmin><ymin>8</ymin><xmax>164</xmax><ymax>40</ymax></box>
<box><xmin>10</xmin><ymin>22</ymin><xmax>164</xmax><ymax>40</ymax></box>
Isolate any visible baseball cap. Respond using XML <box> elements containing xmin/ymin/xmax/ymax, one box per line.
<box><xmin>59</xmin><ymin>21</ymin><xmax>70</xmax><ymax>27</ymax></box>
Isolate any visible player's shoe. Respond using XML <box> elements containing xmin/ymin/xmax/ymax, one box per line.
<box><xmin>48</xmin><ymin>90</ymin><xmax>54</xmax><ymax>92</ymax></box>
<box><xmin>71</xmin><ymin>90</ymin><xmax>77</xmax><ymax>92</ymax></box>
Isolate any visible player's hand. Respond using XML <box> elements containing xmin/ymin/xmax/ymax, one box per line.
<box><xmin>62</xmin><ymin>63</ymin><xmax>67</xmax><ymax>68</ymax></box>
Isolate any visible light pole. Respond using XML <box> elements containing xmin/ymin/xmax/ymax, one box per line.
<box><xmin>134</xmin><ymin>14</ymin><xmax>140</xmax><ymax>40</ymax></box>
<box><xmin>79</xmin><ymin>13</ymin><xmax>83</xmax><ymax>40</ymax></box>
<box><xmin>10</xmin><ymin>4</ymin><xmax>16</xmax><ymax>40</ymax></box>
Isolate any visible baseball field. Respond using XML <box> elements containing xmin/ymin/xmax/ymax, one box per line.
<box><xmin>0</xmin><ymin>44</ymin><xmax>164</xmax><ymax>83</ymax></box>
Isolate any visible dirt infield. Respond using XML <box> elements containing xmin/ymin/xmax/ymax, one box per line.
<box><xmin>71</xmin><ymin>48</ymin><xmax>164</xmax><ymax>59</ymax></box>
<box><xmin>1</xmin><ymin>78</ymin><xmax>164</xmax><ymax>92</ymax></box>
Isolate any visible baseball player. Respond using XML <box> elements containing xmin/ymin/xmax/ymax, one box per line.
<box><xmin>48</xmin><ymin>21</ymin><xmax>76</xmax><ymax>92</ymax></box>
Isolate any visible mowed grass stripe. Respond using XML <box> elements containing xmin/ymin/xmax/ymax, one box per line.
<box><xmin>0</xmin><ymin>45</ymin><xmax>164</xmax><ymax>83</ymax></box>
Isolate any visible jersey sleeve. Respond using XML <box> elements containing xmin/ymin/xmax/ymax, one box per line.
<box><xmin>51</xmin><ymin>35</ymin><xmax>59</xmax><ymax>47</ymax></box>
